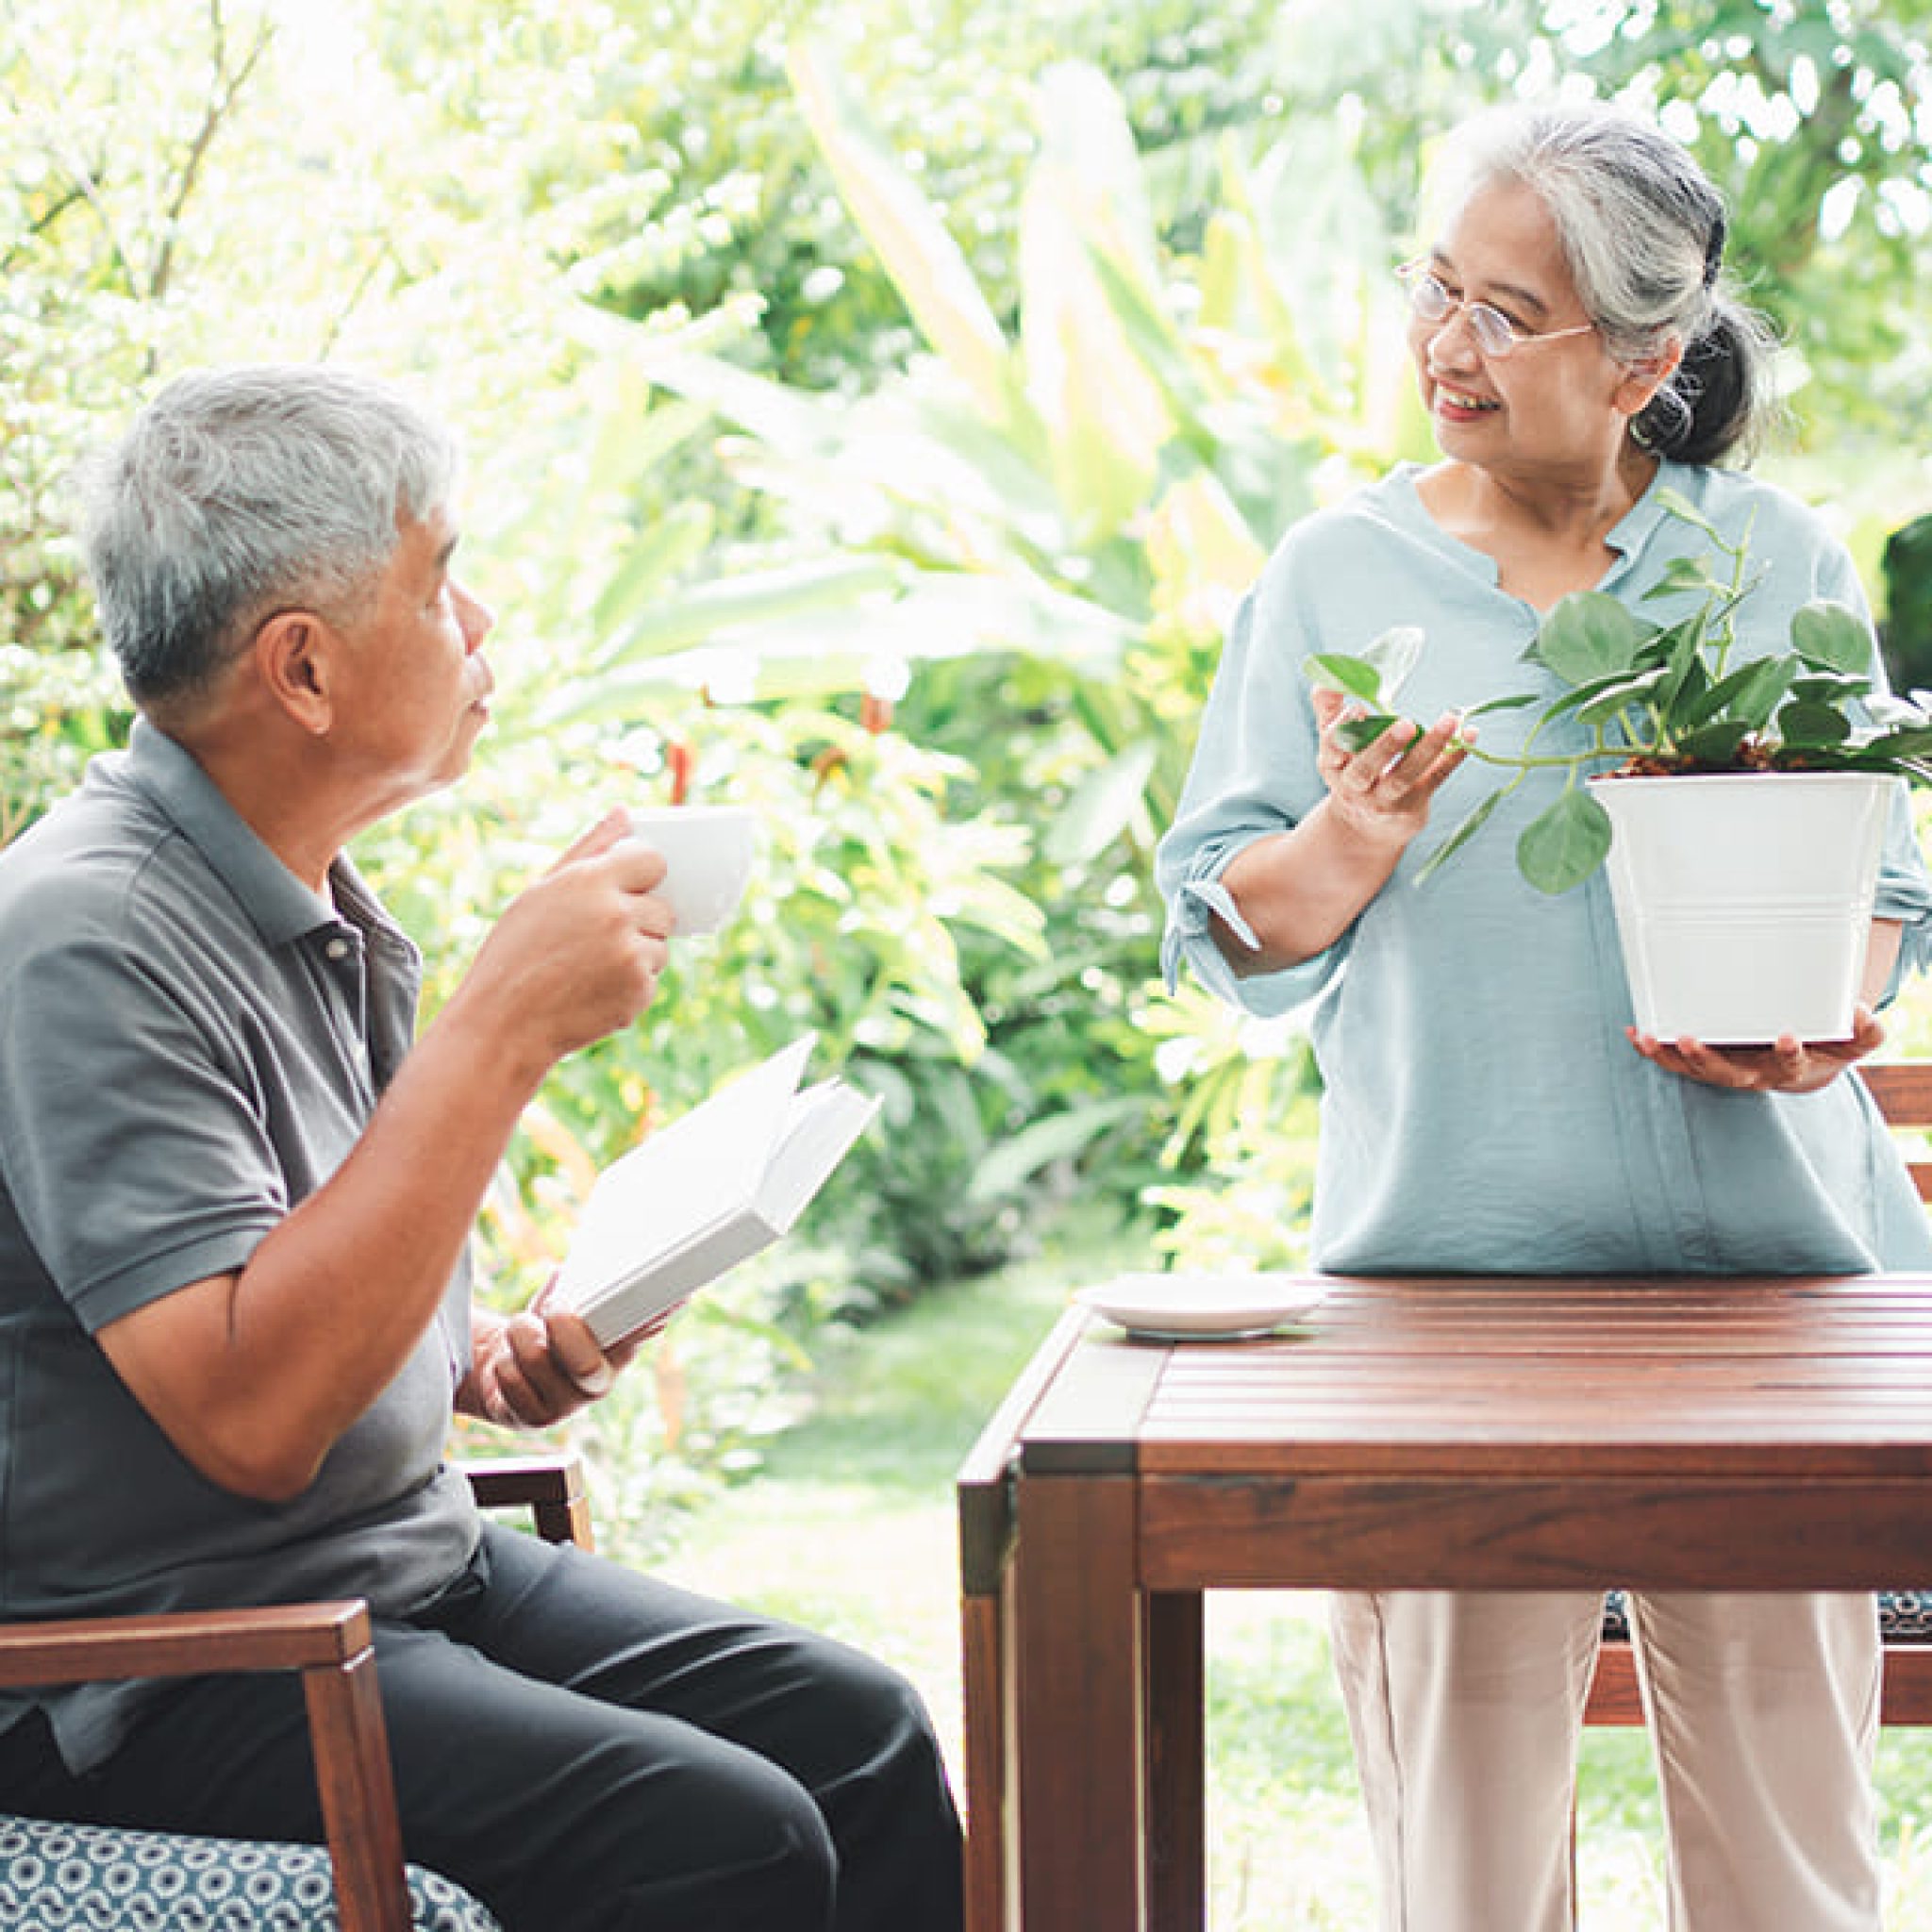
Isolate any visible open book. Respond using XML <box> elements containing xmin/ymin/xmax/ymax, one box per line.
<box><xmin>553</xmin><ymin>1035</ymin><xmax>881</xmax><ymax>1348</ymax></box>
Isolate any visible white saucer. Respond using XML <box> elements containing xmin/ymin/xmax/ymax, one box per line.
<box><xmin>1075</xmin><ymin>1273</ymin><xmax>1331</xmax><ymax>1342</ymax></box>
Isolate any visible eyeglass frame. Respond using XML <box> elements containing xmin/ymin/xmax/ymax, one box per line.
<box><xmin>1396</xmin><ymin>259</ymin><xmax>1597</xmax><ymax>360</ymax></box>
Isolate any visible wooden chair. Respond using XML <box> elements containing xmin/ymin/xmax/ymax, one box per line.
<box><xmin>0</xmin><ymin>1452</ymin><xmax>593</xmax><ymax>1932</ymax></box>
<box><xmin>1584</xmin><ymin>1058</ymin><xmax>1932</xmax><ymax>1725</ymax></box>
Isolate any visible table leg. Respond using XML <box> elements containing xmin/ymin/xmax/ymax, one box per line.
<box><xmin>961</xmin><ymin>1577</ymin><xmax>1010</xmax><ymax>1932</ymax></box>
<box><xmin>1145</xmin><ymin>1591</ymin><xmax>1205</xmax><ymax>1931</ymax></box>
<box><xmin>1014</xmin><ymin>1471</ymin><xmax>1144</xmax><ymax>1930</ymax></box>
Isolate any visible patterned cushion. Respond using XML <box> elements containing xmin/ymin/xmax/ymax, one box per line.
<box><xmin>1602</xmin><ymin>1589</ymin><xmax>1932</xmax><ymax>1645</ymax></box>
<box><xmin>0</xmin><ymin>1814</ymin><xmax>501</xmax><ymax>1930</ymax></box>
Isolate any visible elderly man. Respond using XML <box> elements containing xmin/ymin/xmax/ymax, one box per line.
<box><xmin>0</xmin><ymin>365</ymin><xmax>963</xmax><ymax>1932</ymax></box>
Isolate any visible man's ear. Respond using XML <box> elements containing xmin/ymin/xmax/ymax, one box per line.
<box><xmin>254</xmin><ymin>610</ymin><xmax>335</xmax><ymax>736</ymax></box>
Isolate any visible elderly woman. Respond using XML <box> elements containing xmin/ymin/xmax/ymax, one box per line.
<box><xmin>1157</xmin><ymin>103</ymin><xmax>1932</xmax><ymax>1932</ymax></box>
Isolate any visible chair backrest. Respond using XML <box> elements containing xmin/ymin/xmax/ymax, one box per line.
<box><xmin>1862</xmin><ymin>1061</ymin><xmax>1932</xmax><ymax>1202</ymax></box>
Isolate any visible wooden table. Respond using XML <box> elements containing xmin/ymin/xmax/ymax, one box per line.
<box><xmin>957</xmin><ymin>1274</ymin><xmax>1932</xmax><ymax>1932</ymax></box>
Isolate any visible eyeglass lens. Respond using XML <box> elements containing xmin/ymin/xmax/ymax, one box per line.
<box><xmin>1406</xmin><ymin>271</ymin><xmax>1517</xmax><ymax>358</ymax></box>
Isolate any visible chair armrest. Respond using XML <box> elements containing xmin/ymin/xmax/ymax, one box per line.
<box><xmin>0</xmin><ymin>1598</ymin><xmax>408</xmax><ymax>1932</ymax></box>
<box><xmin>461</xmin><ymin>1450</ymin><xmax>594</xmax><ymax>1551</ymax></box>
<box><xmin>0</xmin><ymin>1598</ymin><xmax>375</xmax><ymax>1688</ymax></box>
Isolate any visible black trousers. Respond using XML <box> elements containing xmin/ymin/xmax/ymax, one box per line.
<box><xmin>0</xmin><ymin>1524</ymin><xmax>964</xmax><ymax>1932</ymax></box>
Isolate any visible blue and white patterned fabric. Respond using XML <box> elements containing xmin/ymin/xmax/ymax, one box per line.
<box><xmin>0</xmin><ymin>1815</ymin><xmax>502</xmax><ymax>1930</ymax></box>
<box><xmin>1602</xmin><ymin>1590</ymin><xmax>1932</xmax><ymax>1648</ymax></box>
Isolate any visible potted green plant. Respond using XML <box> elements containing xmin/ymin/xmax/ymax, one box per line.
<box><xmin>1307</xmin><ymin>491</ymin><xmax>1932</xmax><ymax>1042</ymax></box>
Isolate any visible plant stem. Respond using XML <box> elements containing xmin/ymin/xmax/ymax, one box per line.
<box><xmin>1453</xmin><ymin>741</ymin><xmax>1625</xmax><ymax>774</ymax></box>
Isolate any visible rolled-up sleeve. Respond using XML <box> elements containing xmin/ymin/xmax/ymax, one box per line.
<box><xmin>1875</xmin><ymin>788</ymin><xmax>1932</xmax><ymax>994</ymax></box>
<box><xmin>1155</xmin><ymin>554</ymin><xmax>1350</xmax><ymax>1019</ymax></box>
<box><xmin>1827</xmin><ymin>553</ymin><xmax>1932</xmax><ymax>996</ymax></box>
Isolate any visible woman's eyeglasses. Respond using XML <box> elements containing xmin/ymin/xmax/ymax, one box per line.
<box><xmin>1397</xmin><ymin>261</ymin><xmax>1596</xmax><ymax>360</ymax></box>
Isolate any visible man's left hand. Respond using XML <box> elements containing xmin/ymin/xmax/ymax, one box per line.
<box><xmin>464</xmin><ymin>1284</ymin><xmax>654</xmax><ymax>1429</ymax></box>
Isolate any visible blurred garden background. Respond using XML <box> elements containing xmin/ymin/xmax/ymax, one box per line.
<box><xmin>9</xmin><ymin>0</ymin><xmax>1932</xmax><ymax>1922</ymax></box>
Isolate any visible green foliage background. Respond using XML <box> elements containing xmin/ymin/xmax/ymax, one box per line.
<box><xmin>7</xmin><ymin>0</ymin><xmax>1932</xmax><ymax>1510</ymax></box>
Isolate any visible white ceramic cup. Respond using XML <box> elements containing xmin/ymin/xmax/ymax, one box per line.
<box><xmin>625</xmin><ymin>805</ymin><xmax>758</xmax><ymax>934</ymax></box>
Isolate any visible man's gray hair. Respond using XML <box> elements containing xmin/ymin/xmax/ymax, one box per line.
<box><xmin>80</xmin><ymin>365</ymin><xmax>459</xmax><ymax>705</ymax></box>
<box><xmin>1429</xmin><ymin>103</ymin><xmax>1780</xmax><ymax>466</ymax></box>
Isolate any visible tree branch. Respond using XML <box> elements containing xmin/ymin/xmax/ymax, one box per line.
<box><xmin>147</xmin><ymin>0</ymin><xmax>276</xmax><ymax>300</ymax></box>
<box><xmin>0</xmin><ymin>182</ymin><xmax>91</xmax><ymax>276</ymax></box>
<box><xmin>2</xmin><ymin>53</ymin><xmax>141</xmax><ymax>294</ymax></box>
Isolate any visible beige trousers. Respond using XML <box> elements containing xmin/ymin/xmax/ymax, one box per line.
<box><xmin>1329</xmin><ymin>1591</ymin><xmax>1881</xmax><ymax>1932</ymax></box>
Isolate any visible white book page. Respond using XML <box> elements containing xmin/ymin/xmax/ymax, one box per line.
<box><xmin>553</xmin><ymin>1036</ymin><xmax>814</xmax><ymax>1312</ymax></box>
<box><xmin>755</xmin><ymin>1080</ymin><xmax>884</xmax><ymax>1232</ymax></box>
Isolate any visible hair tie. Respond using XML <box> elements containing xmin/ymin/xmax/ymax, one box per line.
<box><xmin>1703</xmin><ymin>211</ymin><xmax>1726</xmax><ymax>290</ymax></box>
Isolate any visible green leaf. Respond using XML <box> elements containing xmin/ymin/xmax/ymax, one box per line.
<box><xmin>1461</xmin><ymin>690</ymin><xmax>1541</xmax><ymax>720</ymax></box>
<box><xmin>1652</xmin><ymin>608</ymin><xmax>1708</xmax><ymax>712</ymax></box>
<box><xmin>1684</xmin><ymin>657</ymin><xmax>1793</xmax><ymax>733</ymax></box>
<box><xmin>964</xmin><ymin>1097</ymin><xmax>1147</xmax><ymax>1205</ymax></box>
<box><xmin>1085</xmin><ymin>247</ymin><xmax>1219</xmax><ymax>442</ymax></box>
<box><xmin>1021</xmin><ymin>213</ymin><xmax>1167</xmax><ymax>535</ymax></box>
<box><xmin>1358</xmin><ymin>624</ymin><xmax>1424</xmax><ymax>697</ymax></box>
<box><xmin>1790</xmin><ymin>600</ymin><xmax>1875</xmax><ymax>676</ymax></box>
<box><xmin>597</xmin><ymin>557</ymin><xmax>907</xmax><ymax>665</ymax></box>
<box><xmin>591</xmin><ymin>502</ymin><xmax>715</xmax><ymax>635</ymax></box>
<box><xmin>1655</xmin><ymin>486</ymin><xmax>1723</xmax><ymax>541</ymax></box>
<box><xmin>1643</xmin><ymin>554</ymin><xmax>1722</xmax><ymax>600</ymax></box>
<box><xmin>1788</xmin><ymin>672</ymin><xmax>1871</xmax><ymax>703</ymax></box>
<box><xmin>643</xmin><ymin>345</ymin><xmax>858</xmax><ymax>460</ymax></box>
<box><xmin>1863</xmin><ymin>726</ymin><xmax>1932</xmax><ymax>761</ymax></box>
<box><xmin>1044</xmin><ymin>739</ymin><xmax>1158</xmax><ymax>866</ymax></box>
<box><xmin>1665</xmin><ymin>654</ymin><xmax>1711</xmax><ymax>719</ymax></box>
<box><xmin>1414</xmin><ymin>789</ymin><xmax>1503</xmax><ymax>883</ymax></box>
<box><xmin>1536</xmin><ymin>667</ymin><xmax>1658</xmax><ymax>724</ymax></box>
<box><xmin>1774</xmin><ymin>699</ymin><xmax>1853</xmax><ymax>748</ymax></box>
<box><xmin>1529</xmin><ymin>591</ymin><xmax>1653</xmax><ymax>687</ymax></box>
<box><xmin>1516</xmin><ymin>788</ymin><xmax>1613</xmax><ymax>894</ymax></box>
<box><xmin>789</xmin><ymin>41</ymin><xmax>1014</xmax><ymax>424</ymax></box>
<box><xmin>1575</xmin><ymin>666</ymin><xmax>1670</xmax><ymax>728</ymax></box>
<box><xmin>1335</xmin><ymin>713</ymin><xmax>1401</xmax><ymax>752</ymax></box>
<box><xmin>1674</xmin><ymin>720</ymin><xmax>1755</xmax><ymax>765</ymax></box>
<box><xmin>1302</xmin><ymin>653</ymin><xmax>1385</xmax><ymax>703</ymax></box>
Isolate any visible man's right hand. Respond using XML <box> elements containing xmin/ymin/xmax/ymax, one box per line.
<box><xmin>458</xmin><ymin>809</ymin><xmax>676</xmax><ymax>1074</ymax></box>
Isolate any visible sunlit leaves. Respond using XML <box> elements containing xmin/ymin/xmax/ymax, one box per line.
<box><xmin>787</xmin><ymin>38</ymin><xmax>1017</xmax><ymax>426</ymax></box>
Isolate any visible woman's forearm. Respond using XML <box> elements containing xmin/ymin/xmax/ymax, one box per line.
<box><xmin>1214</xmin><ymin>798</ymin><xmax>1410</xmax><ymax>974</ymax></box>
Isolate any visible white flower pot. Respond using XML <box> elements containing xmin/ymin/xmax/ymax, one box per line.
<box><xmin>1590</xmin><ymin>771</ymin><xmax>1895</xmax><ymax>1044</ymax></box>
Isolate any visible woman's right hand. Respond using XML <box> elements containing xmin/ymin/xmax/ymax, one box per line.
<box><xmin>1311</xmin><ymin>688</ymin><xmax>1471</xmax><ymax>854</ymax></box>
<box><xmin>1215</xmin><ymin>693</ymin><xmax>1474</xmax><ymax>973</ymax></box>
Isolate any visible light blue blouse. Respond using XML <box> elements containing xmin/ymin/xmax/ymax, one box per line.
<box><xmin>1157</xmin><ymin>459</ymin><xmax>1932</xmax><ymax>1274</ymax></box>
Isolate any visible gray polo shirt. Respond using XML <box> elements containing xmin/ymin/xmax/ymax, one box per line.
<box><xmin>0</xmin><ymin>719</ymin><xmax>480</xmax><ymax>1771</ymax></box>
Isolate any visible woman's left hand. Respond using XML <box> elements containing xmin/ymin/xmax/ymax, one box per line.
<box><xmin>1628</xmin><ymin>1005</ymin><xmax>1886</xmax><ymax>1094</ymax></box>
